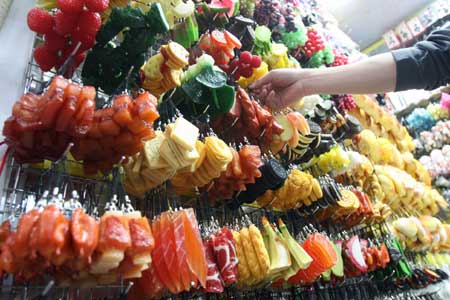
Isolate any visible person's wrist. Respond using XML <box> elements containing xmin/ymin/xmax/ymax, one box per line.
<box><xmin>295</xmin><ymin>68</ymin><xmax>316</xmax><ymax>97</ymax></box>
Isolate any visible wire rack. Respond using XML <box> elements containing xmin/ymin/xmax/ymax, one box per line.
<box><xmin>0</xmin><ymin>33</ymin><xmax>137</xmax><ymax>299</ymax></box>
<box><xmin>1</xmin><ymin>32</ymin><xmax>446</xmax><ymax>300</ymax></box>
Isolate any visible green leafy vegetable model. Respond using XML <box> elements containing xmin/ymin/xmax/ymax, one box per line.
<box><xmin>82</xmin><ymin>4</ymin><xmax>169</xmax><ymax>95</ymax></box>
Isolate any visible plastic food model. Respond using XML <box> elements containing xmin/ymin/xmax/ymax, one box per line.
<box><xmin>354</xmin><ymin>130</ymin><xmax>431</xmax><ymax>185</ymax></box>
<box><xmin>262</xmin><ymin>217</ymin><xmax>291</xmax><ymax>280</ymax></box>
<box><xmin>256</xmin><ymin>169</ymin><xmax>322</xmax><ymax>210</ymax></box>
<box><xmin>141</xmin><ymin>42</ymin><xmax>190</xmax><ymax>97</ymax></box>
<box><xmin>221</xmin><ymin>51</ymin><xmax>262</xmax><ymax>81</ymax></box>
<box><xmin>72</xmin><ymin>91</ymin><xmax>159</xmax><ymax>175</ymax></box>
<box><xmin>27</xmin><ymin>0</ymin><xmax>106</xmax><ymax>74</ymax></box>
<box><xmin>198</xmin><ymin>30</ymin><xmax>242</xmax><ymax>65</ymax></box>
<box><xmin>7</xmin><ymin>0</ymin><xmax>450</xmax><ymax>297</ymax></box>
<box><xmin>170</xmin><ymin>135</ymin><xmax>234</xmax><ymax>195</ymax></box>
<box><xmin>210</xmin><ymin>227</ymin><xmax>238</xmax><ymax>286</ymax></box>
<box><xmin>288</xmin><ymin>233</ymin><xmax>337</xmax><ymax>284</ymax></box>
<box><xmin>211</xmin><ymin>88</ymin><xmax>284</xmax><ymax>149</ymax></box>
<box><xmin>133</xmin><ymin>0</ymin><xmax>190</xmax><ymax>26</ymax></box>
<box><xmin>203</xmin><ymin>238</ymin><xmax>224</xmax><ymax>293</ymax></box>
<box><xmin>350</xmin><ymin>95</ymin><xmax>415</xmax><ymax>153</ymax></box>
<box><xmin>374</xmin><ymin>165</ymin><xmax>448</xmax><ymax>216</ymax></box>
<box><xmin>343</xmin><ymin>236</ymin><xmax>368</xmax><ymax>277</ymax></box>
<box><xmin>123</xmin><ymin>116</ymin><xmax>200</xmax><ymax>197</ymax></box>
<box><xmin>3</xmin><ymin>77</ymin><xmax>95</xmax><ymax>163</ymax></box>
<box><xmin>392</xmin><ymin>216</ymin><xmax>450</xmax><ymax>252</ymax></box>
<box><xmin>89</xmin><ymin>210</ymin><xmax>132</xmax><ymax>281</ymax></box>
<box><xmin>118</xmin><ymin>211</ymin><xmax>154</xmax><ymax>279</ymax></box>
<box><xmin>0</xmin><ymin>204</ymin><xmax>102</xmax><ymax>284</ymax></box>
<box><xmin>149</xmin><ymin>208</ymin><xmax>207</xmax><ymax>294</ymax></box>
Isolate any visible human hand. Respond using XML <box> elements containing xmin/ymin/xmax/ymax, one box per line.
<box><xmin>250</xmin><ymin>68</ymin><xmax>305</xmax><ymax>110</ymax></box>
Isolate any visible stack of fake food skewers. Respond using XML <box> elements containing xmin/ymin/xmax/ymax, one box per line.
<box><xmin>0</xmin><ymin>198</ymin><xmax>394</xmax><ymax>295</ymax></box>
<box><xmin>2</xmin><ymin>76</ymin><xmax>160</xmax><ymax>175</ymax></box>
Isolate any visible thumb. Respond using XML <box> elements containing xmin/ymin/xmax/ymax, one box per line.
<box><xmin>250</xmin><ymin>72</ymin><xmax>273</xmax><ymax>89</ymax></box>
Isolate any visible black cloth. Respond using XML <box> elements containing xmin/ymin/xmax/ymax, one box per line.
<box><xmin>392</xmin><ymin>24</ymin><xmax>450</xmax><ymax>91</ymax></box>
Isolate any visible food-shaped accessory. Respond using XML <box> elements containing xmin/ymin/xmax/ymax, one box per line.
<box><xmin>71</xmin><ymin>208</ymin><xmax>99</xmax><ymax>265</ymax></box>
<box><xmin>90</xmin><ymin>211</ymin><xmax>131</xmax><ymax>275</ymax></box>
<box><xmin>239</xmin><ymin>227</ymin><xmax>263</xmax><ymax>282</ymax></box>
<box><xmin>344</xmin><ymin>236</ymin><xmax>368</xmax><ymax>273</ymax></box>
<box><xmin>278</xmin><ymin>219</ymin><xmax>312</xmax><ymax>270</ymax></box>
<box><xmin>203</xmin><ymin>238</ymin><xmax>224</xmax><ymax>293</ymax></box>
<box><xmin>331</xmin><ymin>241</ymin><xmax>344</xmax><ymax>277</ymax></box>
<box><xmin>33</xmin><ymin>205</ymin><xmax>70</xmax><ymax>261</ymax></box>
<box><xmin>118</xmin><ymin>211</ymin><xmax>154</xmax><ymax>279</ymax></box>
<box><xmin>249</xmin><ymin>224</ymin><xmax>270</xmax><ymax>278</ymax></box>
<box><xmin>211</xmin><ymin>227</ymin><xmax>238</xmax><ymax>286</ymax></box>
<box><xmin>3</xmin><ymin>77</ymin><xmax>96</xmax><ymax>163</ymax></box>
<box><xmin>232</xmin><ymin>230</ymin><xmax>252</xmax><ymax>285</ymax></box>
<box><xmin>262</xmin><ymin>217</ymin><xmax>291</xmax><ymax>279</ymax></box>
<box><xmin>151</xmin><ymin>217</ymin><xmax>179</xmax><ymax>293</ymax></box>
<box><xmin>83</xmin><ymin>4</ymin><xmax>169</xmax><ymax>94</ymax></box>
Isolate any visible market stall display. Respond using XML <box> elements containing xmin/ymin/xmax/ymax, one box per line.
<box><xmin>0</xmin><ymin>0</ymin><xmax>449</xmax><ymax>299</ymax></box>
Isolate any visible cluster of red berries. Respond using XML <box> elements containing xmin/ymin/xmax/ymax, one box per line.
<box><xmin>331</xmin><ymin>50</ymin><xmax>349</xmax><ymax>67</ymax></box>
<box><xmin>336</xmin><ymin>94</ymin><xmax>357</xmax><ymax>111</ymax></box>
<box><xmin>27</xmin><ymin>0</ymin><xmax>109</xmax><ymax>76</ymax></box>
<box><xmin>304</xmin><ymin>28</ymin><xmax>325</xmax><ymax>58</ymax></box>
<box><xmin>220</xmin><ymin>51</ymin><xmax>262</xmax><ymax>80</ymax></box>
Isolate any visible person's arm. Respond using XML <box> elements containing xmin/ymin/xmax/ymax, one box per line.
<box><xmin>300</xmin><ymin>52</ymin><xmax>396</xmax><ymax>96</ymax></box>
<box><xmin>303</xmin><ymin>25</ymin><xmax>450</xmax><ymax>95</ymax></box>
<box><xmin>251</xmin><ymin>25</ymin><xmax>450</xmax><ymax>109</ymax></box>
<box><xmin>393</xmin><ymin>25</ymin><xmax>450</xmax><ymax>91</ymax></box>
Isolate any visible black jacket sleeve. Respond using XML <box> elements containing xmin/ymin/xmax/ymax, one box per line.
<box><xmin>392</xmin><ymin>24</ymin><xmax>450</xmax><ymax>91</ymax></box>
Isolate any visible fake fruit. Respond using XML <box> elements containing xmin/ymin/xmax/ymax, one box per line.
<box><xmin>72</xmin><ymin>91</ymin><xmax>159</xmax><ymax>175</ymax></box>
<box><xmin>211</xmin><ymin>88</ymin><xmax>284</xmax><ymax>150</ymax></box>
<box><xmin>222</xmin><ymin>51</ymin><xmax>262</xmax><ymax>80</ymax></box>
<box><xmin>3</xmin><ymin>77</ymin><xmax>95</xmax><ymax>163</ymax></box>
<box><xmin>262</xmin><ymin>217</ymin><xmax>291</xmax><ymax>280</ymax></box>
<box><xmin>198</xmin><ymin>30</ymin><xmax>241</xmax><ymax>65</ymax></box>
<box><xmin>141</xmin><ymin>42</ymin><xmax>189</xmax><ymax>98</ymax></box>
<box><xmin>201</xmin><ymin>145</ymin><xmax>263</xmax><ymax>202</ymax></box>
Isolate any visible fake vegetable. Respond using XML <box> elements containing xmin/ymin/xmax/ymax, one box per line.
<box><xmin>262</xmin><ymin>217</ymin><xmax>291</xmax><ymax>279</ymax></box>
<box><xmin>82</xmin><ymin>4</ymin><xmax>169</xmax><ymax>95</ymax></box>
<box><xmin>173</xmin><ymin>66</ymin><xmax>235</xmax><ymax>119</ymax></box>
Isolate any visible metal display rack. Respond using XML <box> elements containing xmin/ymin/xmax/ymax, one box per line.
<box><xmin>0</xmin><ymin>26</ymin><xmax>447</xmax><ymax>300</ymax></box>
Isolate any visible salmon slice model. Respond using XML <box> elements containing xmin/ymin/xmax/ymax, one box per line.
<box><xmin>151</xmin><ymin>217</ymin><xmax>178</xmax><ymax>293</ymax></box>
<box><xmin>160</xmin><ymin>212</ymin><xmax>183</xmax><ymax>292</ymax></box>
<box><xmin>183</xmin><ymin>208</ymin><xmax>208</xmax><ymax>288</ymax></box>
<box><xmin>173</xmin><ymin>210</ymin><xmax>196</xmax><ymax>291</ymax></box>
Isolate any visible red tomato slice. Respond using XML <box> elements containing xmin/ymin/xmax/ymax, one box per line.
<box><xmin>211</xmin><ymin>30</ymin><xmax>228</xmax><ymax>48</ymax></box>
<box><xmin>224</xmin><ymin>30</ymin><xmax>242</xmax><ymax>49</ymax></box>
<box><xmin>223</xmin><ymin>46</ymin><xmax>235</xmax><ymax>59</ymax></box>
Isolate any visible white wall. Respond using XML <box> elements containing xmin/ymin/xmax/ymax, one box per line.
<box><xmin>324</xmin><ymin>0</ymin><xmax>434</xmax><ymax>48</ymax></box>
<box><xmin>0</xmin><ymin>1</ymin><xmax>35</xmax><ymax>156</ymax></box>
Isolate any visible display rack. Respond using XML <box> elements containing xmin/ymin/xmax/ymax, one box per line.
<box><xmin>1</xmin><ymin>1</ymin><xmax>449</xmax><ymax>300</ymax></box>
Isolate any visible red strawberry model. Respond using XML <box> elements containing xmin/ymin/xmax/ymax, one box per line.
<box><xmin>26</xmin><ymin>0</ymin><xmax>108</xmax><ymax>77</ymax></box>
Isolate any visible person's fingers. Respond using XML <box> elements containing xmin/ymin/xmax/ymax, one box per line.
<box><xmin>250</xmin><ymin>72</ymin><xmax>274</xmax><ymax>89</ymax></box>
<box><xmin>265</xmin><ymin>90</ymin><xmax>283</xmax><ymax>111</ymax></box>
